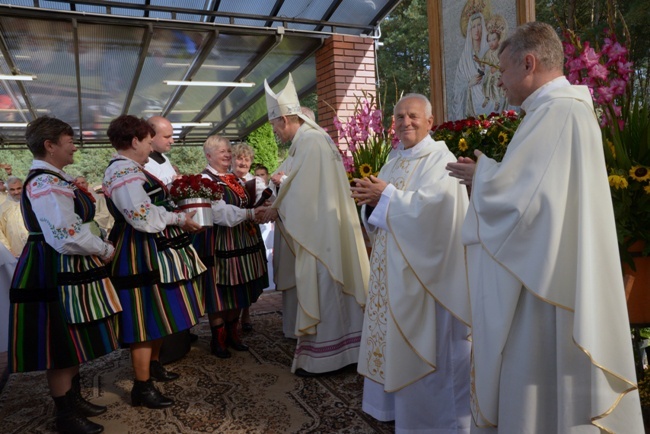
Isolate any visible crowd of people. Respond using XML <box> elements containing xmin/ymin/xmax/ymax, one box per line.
<box><xmin>3</xmin><ymin>21</ymin><xmax>645</xmax><ymax>434</ymax></box>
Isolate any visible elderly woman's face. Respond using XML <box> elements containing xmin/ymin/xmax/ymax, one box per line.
<box><xmin>208</xmin><ymin>143</ymin><xmax>232</xmax><ymax>172</ymax></box>
<box><xmin>233</xmin><ymin>154</ymin><xmax>252</xmax><ymax>178</ymax></box>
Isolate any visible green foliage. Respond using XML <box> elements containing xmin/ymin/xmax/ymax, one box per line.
<box><xmin>0</xmin><ymin>149</ymin><xmax>35</xmax><ymax>180</ymax></box>
<box><xmin>377</xmin><ymin>0</ymin><xmax>430</xmax><ymax>116</ymax></box>
<box><xmin>167</xmin><ymin>146</ymin><xmax>206</xmax><ymax>176</ymax></box>
<box><xmin>246</xmin><ymin>123</ymin><xmax>279</xmax><ymax>174</ymax></box>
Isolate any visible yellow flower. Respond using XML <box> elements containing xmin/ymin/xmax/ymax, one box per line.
<box><xmin>608</xmin><ymin>175</ymin><xmax>628</xmax><ymax>190</ymax></box>
<box><xmin>359</xmin><ymin>163</ymin><xmax>373</xmax><ymax>178</ymax></box>
<box><xmin>644</xmin><ymin>185</ymin><xmax>650</xmax><ymax>195</ymax></box>
<box><xmin>629</xmin><ymin>165</ymin><xmax>650</xmax><ymax>182</ymax></box>
<box><xmin>458</xmin><ymin>138</ymin><xmax>468</xmax><ymax>152</ymax></box>
<box><xmin>498</xmin><ymin>131</ymin><xmax>508</xmax><ymax>146</ymax></box>
<box><xmin>346</xmin><ymin>172</ymin><xmax>353</xmax><ymax>182</ymax></box>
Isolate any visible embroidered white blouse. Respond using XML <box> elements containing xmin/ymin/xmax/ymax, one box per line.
<box><xmin>103</xmin><ymin>155</ymin><xmax>185</xmax><ymax>232</ymax></box>
<box><xmin>27</xmin><ymin>160</ymin><xmax>113</xmax><ymax>260</ymax></box>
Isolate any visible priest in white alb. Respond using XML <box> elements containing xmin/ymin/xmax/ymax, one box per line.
<box><xmin>0</xmin><ymin>176</ymin><xmax>28</xmax><ymax>257</ymax></box>
<box><xmin>352</xmin><ymin>93</ymin><xmax>471</xmax><ymax>433</ymax></box>
<box><xmin>447</xmin><ymin>22</ymin><xmax>643</xmax><ymax>433</ymax></box>
<box><xmin>262</xmin><ymin>74</ymin><xmax>370</xmax><ymax>377</ymax></box>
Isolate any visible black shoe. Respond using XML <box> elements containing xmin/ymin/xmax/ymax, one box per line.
<box><xmin>241</xmin><ymin>322</ymin><xmax>253</xmax><ymax>332</ymax></box>
<box><xmin>294</xmin><ymin>368</ymin><xmax>324</xmax><ymax>378</ymax></box>
<box><xmin>71</xmin><ymin>374</ymin><xmax>107</xmax><ymax>417</ymax></box>
<box><xmin>189</xmin><ymin>332</ymin><xmax>199</xmax><ymax>343</ymax></box>
<box><xmin>149</xmin><ymin>360</ymin><xmax>180</xmax><ymax>382</ymax></box>
<box><xmin>53</xmin><ymin>390</ymin><xmax>104</xmax><ymax>434</ymax></box>
<box><xmin>131</xmin><ymin>379</ymin><xmax>173</xmax><ymax>409</ymax></box>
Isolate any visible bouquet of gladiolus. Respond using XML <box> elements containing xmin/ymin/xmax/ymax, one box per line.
<box><xmin>563</xmin><ymin>27</ymin><xmax>650</xmax><ymax>261</ymax></box>
<box><xmin>332</xmin><ymin>93</ymin><xmax>399</xmax><ymax>182</ymax></box>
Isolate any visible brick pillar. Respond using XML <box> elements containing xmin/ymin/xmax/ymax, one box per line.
<box><xmin>315</xmin><ymin>35</ymin><xmax>376</xmax><ymax>146</ymax></box>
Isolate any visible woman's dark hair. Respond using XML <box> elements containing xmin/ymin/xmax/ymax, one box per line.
<box><xmin>25</xmin><ymin>116</ymin><xmax>74</xmax><ymax>158</ymax></box>
<box><xmin>107</xmin><ymin>115</ymin><xmax>155</xmax><ymax>150</ymax></box>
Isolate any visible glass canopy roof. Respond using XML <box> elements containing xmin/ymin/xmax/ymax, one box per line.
<box><xmin>0</xmin><ymin>0</ymin><xmax>402</xmax><ymax>147</ymax></box>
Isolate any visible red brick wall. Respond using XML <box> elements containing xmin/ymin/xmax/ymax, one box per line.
<box><xmin>315</xmin><ymin>35</ymin><xmax>376</xmax><ymax>147</ymax></box>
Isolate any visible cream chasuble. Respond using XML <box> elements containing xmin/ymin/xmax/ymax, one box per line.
<box><xmin>463</xmin><ymin>83</ymin><xmax>643</xmax><ymax>433</ymax></box>
<box><xmin>272</xmin><ymin>122</ymin><xmax>369</xmax><ymax>336</ymax></box>
<box><xmin>358</xmin><ymin>136</ymin><xmax>470</xmax><ymax>392</ymax></box>
<box><xmin>0</xmin><ymin>199</ymin><xmax>28</xmax><ymax>257</ymax></box>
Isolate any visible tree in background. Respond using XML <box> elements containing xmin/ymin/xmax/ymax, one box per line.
<box><xmin>376</xmin><ymin>0</ymin><xmax>430</xmax><ymax>118</ymax></box>
<box><xmin>168</xmin><ymin>146</ymin><xmax>206</xmax><ymax>175</ymax></box>
<box><xmin>245</xmin><ymin>123</ymin><xmax>279</xmax><ymax>174</ymax></box>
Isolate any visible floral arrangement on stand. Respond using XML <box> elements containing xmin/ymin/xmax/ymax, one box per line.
<box><xmin>332</xmin><ymin>93</ymin><xmax>399</xmax><ymax>182</ymax></box>
<box><xmin>431</xmin><ymin>110</ymin><xmax>522</xmax><ymax>162</ymax></box>
<box><xmin>169</xmin><ymin>174</ymin><xmax>224</xmax><ymax>202</ymax></box>
<box><xmin>563</xmin><ymin>27</ymin><xmax>650</xmax><ymax>262</ymax></box>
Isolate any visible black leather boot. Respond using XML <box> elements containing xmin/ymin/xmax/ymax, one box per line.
<box><xmin>226</xmin><ymin>319</ymin><xmax>249</xmax><ymax>351</ymax></box>
<box><xmin>149</xmin><ymin>360</ymin><xmax>180</xmax><ymax>382</ymax></box>
<box><xmin>130</xmin><ymin>379</ymin><xmax>173</xmax><ymax>409</ymax></box>
<box><xmin>210</xmin><ymin>324</ymin><xmax>231</xmax><ymax>358</ymax></box>
<box><xmin>53</xmin><ymin>389</ymin><xmax>104</xmax><ymax>434</ymax></box>
<box><xmin>71</xmin><ymin>374</ymin><xmax>107</xmax><ymax>417</ymax></box>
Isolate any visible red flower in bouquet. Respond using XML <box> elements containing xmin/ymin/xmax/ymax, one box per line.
<box><xmin>169</xmin><ymin>174</ymin><xmax>224</xmax><ymax>202</ymax></box>
<box><xmin>432</xmin><ymin>110</ymin><xmax>522</xmax><ymax>162</ymax></box>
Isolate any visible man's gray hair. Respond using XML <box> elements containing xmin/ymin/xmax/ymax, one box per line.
<box><xmin>6</xmin><ymin>176</ymin><xmax>22</xmax><ymax>185</ymax></box>
<box><xmin>498</xmin><ymin>21</ymin><xmax>564</xmax><ymax>72</ymax></box>
<box><xmin>395</xmin><ymin>93</ymin><xmax>433</xmax><ymax>117</ymax></box>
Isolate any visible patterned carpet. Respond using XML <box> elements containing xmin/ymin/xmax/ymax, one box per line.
<box><xmin>0</xmin><ymin>310</ymin><xmax>394</xmax><ymax>434</ymax></box>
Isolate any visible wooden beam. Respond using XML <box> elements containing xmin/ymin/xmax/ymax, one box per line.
<box><xmin>517</xmin><ymin>0</ymin><xmax>536</xmax><ymax>24</ymax></box>
<box><xmin>427</xmin><ymin>0</ymin><xmax>444</xmax><ymax>124</ymax></box>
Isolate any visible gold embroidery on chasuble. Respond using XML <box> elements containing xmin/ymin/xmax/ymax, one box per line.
<box><xmin>363</xmin><ymin>156</ymin><xmax>413</xmax><ymax>383</ymax></box>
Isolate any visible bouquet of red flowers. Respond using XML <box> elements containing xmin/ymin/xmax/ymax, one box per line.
<box><xmin>432</xmin><ymin>110</ymin><xmax>522</xmax><ymax>162</ymax></box>
<box><xmin>169</xmin><ymin>174</ymin><xmax>223</xmax><ymax>202</ymax></box>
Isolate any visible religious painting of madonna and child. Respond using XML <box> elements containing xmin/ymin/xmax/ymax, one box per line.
<box><xmin>442</xmin><ymin>0</ymin><xmax>518</xmax><ymax>121</ymax></box>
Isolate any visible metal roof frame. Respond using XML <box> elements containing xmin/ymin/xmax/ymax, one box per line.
<box><xmin>0</xmin><ymin>0</ymin><xmax>402</xmax><ymax>147</ymax></box>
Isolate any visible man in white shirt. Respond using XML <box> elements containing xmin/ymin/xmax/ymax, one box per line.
<box><xmin>144</xmin><ymin>116</ymin><xmax>177</xmax><ymax>186</ymax></box>
<box><xmin>447</xmin><ymin>22</ymin><xmax>643</xmax><ymax>433</ymax></box>
<box><xmin>352</xmin><ymin>94</ymin><xmax>471</xmax><ymax>433</ymax></box>
<box><xmin>0</xmin><ymin>176</ymin><xmax>28</xmax><ymax>257</ymax></box>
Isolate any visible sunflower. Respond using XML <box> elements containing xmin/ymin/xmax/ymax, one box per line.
<box><xmin>458</xmin><ymin>138</ymin><xmax>468</xmax><ymax>152</ymax></box>
<box><xmin>629</xmin><ymin>165</ymin><xmax>650</xmax><ymax>182</ymax></box>
<box><xmin>359</xmin><ymin>163</ymin><xmax>373</xmax><ymax>178</ymax></box>
<box><xmin>498</xmin><ymin>131</ymin><xmax>509</xmax><ymax>146</ymax></box>
<box><xmin>643</xmin><ymin>185</ymin><xmax>650</xmax><ymax>194</ymax></box>
<box><xmin>608</xmin><ymin>174</ymin><xmax>629</xmax><ymax>190</ymax></box>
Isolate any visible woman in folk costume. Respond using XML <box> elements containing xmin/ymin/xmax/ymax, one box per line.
<box><xmin>9</xmin><ymin>116</ymin><xmax>121</xmax><ymax>434</ymax></box>
<box><xmin>192</xmin><ymin>135</ymin><xmax>268</xmax><ymax>359</ymax></box>
<box><xmin>231</xmin><ymin>143</ymin><xmax>272</xmax><ymax>332</ymax></box>
<box><xmin>103</xmin><ymin>115</ymin><xmax>205</xmax><ymax>409</ymax></box>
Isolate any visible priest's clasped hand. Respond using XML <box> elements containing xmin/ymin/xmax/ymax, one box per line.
<box><xmin>350</xmin><ymin>175</ymin><xmax>387</xmax><ymax>207</ymax></box>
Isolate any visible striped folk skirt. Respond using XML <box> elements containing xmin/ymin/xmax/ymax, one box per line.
<box><xmin>9</xmin><ymin>238</ymin><xmax>121</xmax><ymax>372</ymax></box>
<box><xmin>109</xmin><ymin>222</ymin><xmax>206</xmax><ymax>344</ymax></box>
<box><xmin>204</xmin><ymin>222</ymin><xmax>268</xmax><ymax>313</ymax></box>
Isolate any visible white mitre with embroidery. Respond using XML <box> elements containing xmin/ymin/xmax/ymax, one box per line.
<box><xmin>264</xmin><ymin>73</ymin><xmax>320</xmax><ymax>130</ymax></box>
